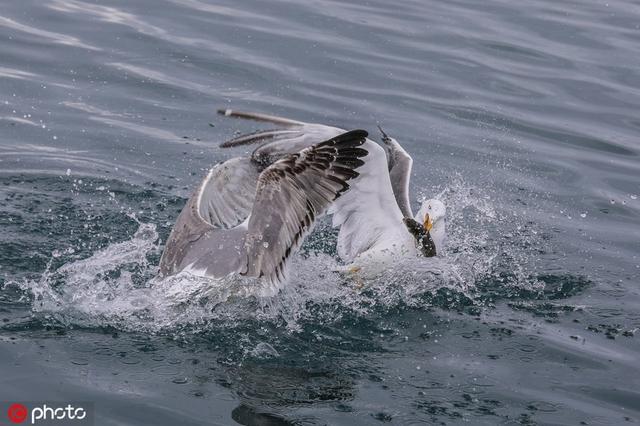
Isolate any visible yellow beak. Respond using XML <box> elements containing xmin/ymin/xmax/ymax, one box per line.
<box><xmin>423</xmin><ymin>214</ymin><xmax>433</xmax><ymax>232</ymax></box>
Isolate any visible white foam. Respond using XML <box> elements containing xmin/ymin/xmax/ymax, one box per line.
<box><xmin>17</xmin><ymin>177</ymin><xmax>540</xmax><ymax>334</ymax></box>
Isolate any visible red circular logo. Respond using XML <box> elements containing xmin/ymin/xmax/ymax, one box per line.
<box><xmin>7</xmin><ymin>403</ymin><xmax>28</xmax><ymax>424</ymax></box>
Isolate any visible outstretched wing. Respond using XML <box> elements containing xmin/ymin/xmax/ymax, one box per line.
<box><xmin>243</xmin><ymin>130</ymin><xmax>369</xmax><ymax>284</ymax></box>
<box><xmin>328</xmin><ymin>140</ymin><xmax>406</xmax><ymax>262</ymax></box>
<box><xmin>378</xmin><ymin>125</ymin><xmax>414</xmax><ymax>218</ymax></box>
<box><xmin>215</xmin><ymin>109</ymin><xmax>412</xmax><ymax>263</ymax></box>
<box><xmin>217</xmin><ymin>109</ymin><xmax>413</xmax><ymax>219</ymax></box>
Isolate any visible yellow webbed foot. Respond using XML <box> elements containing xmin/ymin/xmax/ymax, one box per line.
<box><xmin>348</xmin><ymin>266</ymin><xmax>364</xmax><ymax>290</ymax></box>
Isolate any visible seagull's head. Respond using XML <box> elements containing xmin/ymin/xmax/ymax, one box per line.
<box><xmin>404</xmin><ymin>199</ymin><xmax>446</xmax><ymax>257</ymax></box>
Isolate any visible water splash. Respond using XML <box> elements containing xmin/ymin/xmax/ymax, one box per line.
<box><xmin>13</xmin><ymin>177</ymin><xmax>547</xmax><ymax>334</ymax></box>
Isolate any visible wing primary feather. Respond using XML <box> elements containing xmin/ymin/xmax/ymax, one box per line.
<box><xmin>243</xmin><ymin>129</ymin><xmax>369</xmax><ymax>284</ymax></box>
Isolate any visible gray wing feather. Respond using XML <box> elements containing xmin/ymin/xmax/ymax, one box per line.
<box><xmin>218</xmin><ymin>109</ymin><xmax>346</xmax><ymax>164</ymax></box>
<box><xmin>250</xmin><ymin>125</ymin><xmax>345</xmax><ymax>166</ymax></box>
<box><xmin>197</xmin><ymin>157</ymin><xmax>260</xmax><ymax>229</ymax></box>
<box><xmin>218</xmin><ymin>110</ymin><xmax>414</xmax><ymax>220</ymax></box>
<box><xmin>220</xmin><ymin>129</ymin><xmax>303</xmax><ymax>148</ymax></box>
<box><xmin>159</xmin><ymin>189</ymin><xmax>214</xmax><ymax>276</ymax></box>
<box><xmin>159</xmin><ymin>157</ymin><xmax>259</xmax><ymax>276</ymax></box>
<box><xmin>243</xmin><ymin>130</ymin><xmax>369</xmax><ymax>284</ymax></box>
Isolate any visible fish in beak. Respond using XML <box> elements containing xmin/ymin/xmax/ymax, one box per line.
<box><xmin>403</xmin><ymin>217</ymin><xmax>437</xmax><ymax>257</ymax></box>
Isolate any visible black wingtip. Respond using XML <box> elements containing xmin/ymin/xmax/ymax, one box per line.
<box><xmin>344</xmin><ymin>129</ymin><xmax>369</xmax><ymax>140</ymax></box>
<box><xmin>319</xmin><ymin>130</ymin><xmax>369</xmax><ymax>178</ymax></box>
<box><xmin>320</xmin><ymin>129</ymin><xmax>368</xmax><ymax>150</ymax></box>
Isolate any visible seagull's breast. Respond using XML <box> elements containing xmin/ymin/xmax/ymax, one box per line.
<box><xmin>350</xmin><ymin>230</ymin><xmax>416</xmax><ymax>272</ymax></box>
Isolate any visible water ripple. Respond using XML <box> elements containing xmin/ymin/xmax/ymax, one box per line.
<box><xmin>0</xmin><ymin>15</ymin><xmax>100</xmax><ymax>51</ymax></box>
<box><xmin>2</xmin><ymin>0</ymin><xmax>640</xmax><ymax>424</ymax></box>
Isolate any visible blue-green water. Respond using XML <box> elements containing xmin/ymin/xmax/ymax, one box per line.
<box><xmin>1</xmin><ymin>0</ymin><xmax>639</xmax><ymax>424</ymax></box>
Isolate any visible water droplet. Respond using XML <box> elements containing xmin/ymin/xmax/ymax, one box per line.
<box><xmin>263</xmin><ymin>242</ymin><xmax>269</xmax><ymax>249</ymax></box>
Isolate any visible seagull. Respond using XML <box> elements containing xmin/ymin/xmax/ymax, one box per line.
<box><xmin>215</xmin><ymin>110</ymin><xmax>446</xmax><ymax>277</ymax></box>
<box><xmin>158</xmin><ymin>129</ymin><xmax>370</xmax><ymax>288</ymax></box>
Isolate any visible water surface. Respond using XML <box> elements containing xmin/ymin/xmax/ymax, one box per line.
<box><xmin>1</xmin><ymin>0</ymin><xmax>639</xmax><ymax>425</ymax></box>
